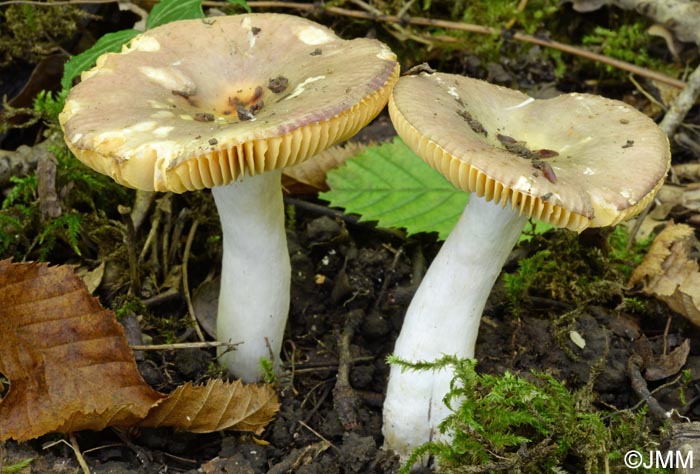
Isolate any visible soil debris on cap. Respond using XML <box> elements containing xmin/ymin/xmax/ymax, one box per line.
<box><xmin>496</xmin><ymin>133</ymin><xmax>559</xmax><ymax>182</ymax></box>
<box><xmin>268</xmin><ymin>76</ymin><xmax>289</xmax><ymax>93</ymax></box>
<box><xmin>172</xmin><ymin>89</ymin><xmax>191</xmax><ymax>98</ymax></box>
<box><xmin>457</xmin><ymin>109</ymin><xmax>487</xmax><ymax>136</ymax></box>
<box><xmin>194</xmin><ymin>112</ymin><xmax>214</xmax><ymax>122</ymax></box>
<box><xmin>404</xmin><ymin>63</ymin><xmax>436</xmax><ymax>76</ymax></box>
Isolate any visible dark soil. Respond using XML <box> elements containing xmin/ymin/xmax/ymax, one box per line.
<box><xmin>3</xmin><ymin>196</ymin><xmax>697</xmax><ymax>474</ymax></box>
<box><xmin>2</xmin><ymin>2</ymin><xmax>700</xmax><ymax>474</ymax></box>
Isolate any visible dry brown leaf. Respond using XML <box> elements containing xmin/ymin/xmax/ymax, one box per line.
<box><xmin>0</xmin><ymin>260</ymin><xmax>278</xmax><ymax>441</ymax></box>
<box><xmin>628</xmin><ymin>223</ymin><xmax>700</xmax><ymax>325</ymax></box>
<box><xmin>282</xmin><ymin>142</ymin><xmax>365</xmax><ymax>194</ymax></box>
<box><xmin>141</xmin><ymin>379</ymin><xmax>279</xmax><ymax>435</ymax></box>
<box><xmin>0</xmin><ymin>259</ymin><xmax>161</xmax><ymax>441</ymax></box>
<box><xmin>644</xmin><ymin>339</ymin><xmax>691</xmax><ymax>381</ymax></box>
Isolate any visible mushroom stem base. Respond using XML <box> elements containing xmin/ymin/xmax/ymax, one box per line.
<box><xmin>212</xmin><ymin>170</ymin><xmax>290</xmax><ymax>382</ymax></box>
<box><xmin>383</xmin><ymin>196</ymin><xmax>527</xmax><ymax>463</ymax></box>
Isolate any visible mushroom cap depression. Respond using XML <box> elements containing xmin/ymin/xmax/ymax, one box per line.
<box><xmin>389</xmin><ymin>71</ymin><xmax>670</xmax><ymax>232</ymax></box>
<box><xmin>60</xmin><ymin>14</ymin><xmax>399</xmax><ymax>193</ymax></box>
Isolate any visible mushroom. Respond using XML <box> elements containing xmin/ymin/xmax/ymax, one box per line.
<box><xmin>383</xmin><ymin>70</ymin><xmax>670</xmax><ymax>460</ymax></box>
<box><xmin>59</xmin><ymin>14</ymin><xmax>399</xmax><ymax>382</ymax></box>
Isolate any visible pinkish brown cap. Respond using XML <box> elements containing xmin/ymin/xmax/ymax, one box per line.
<box><xmin>388</xmin><ymin>70</ymin><xmax>670</xmax><ymax>232</ymax></box>
<box><xmin>59</xmin><ymin>14</ymin><xmax>399</xmax><ymax>193</ymax></box>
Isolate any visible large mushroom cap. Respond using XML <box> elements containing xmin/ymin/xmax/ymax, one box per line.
<box><xmin>389</xmin><ymin>71</ymin><xmax>670</xmax><ymax>232</ymax></box>
<box><xmin>60</xmin><ymin>14</ymin><xmax>399</xmax><ymax>193</ymax></box>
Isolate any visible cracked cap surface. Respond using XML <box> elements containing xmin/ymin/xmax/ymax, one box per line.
<box><xmin>60</xmin><ymin>13</ymin><xmax>399</xmax><ymax>193</ymax></box>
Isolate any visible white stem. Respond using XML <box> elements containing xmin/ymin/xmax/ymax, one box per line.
<box><xmin>211</xmin><ymin>170</ymin><xmax>290</xmax><ymax>382</ymax></box>
<box><xmin>383</xmin><ymin>196</ymin><xmax>527</xmax><ymax>461</ymax></box>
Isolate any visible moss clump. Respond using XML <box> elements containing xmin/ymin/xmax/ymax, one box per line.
<box><xmin>0</xmin><ymin>5</ymin><xmax>90</xmax><ymax>67</ymax></box>
<box><xmin>0</xmin><ymin>130</ymin><xmax>131</xmax><ymax>261</ymax></box>
<box><xmin>582</xmin><ymin>22</ymin><xmax>677</xmax><ymax>77</ymax></box>
<box><xmin>503</xmin><ymin>226</ymin><xmax>651</xmax><ymax>312</ymax></box>
<box><xmin>394</xmin><ymin>355</ymin><xmax>667</xmax><ymax>473</ymax></box>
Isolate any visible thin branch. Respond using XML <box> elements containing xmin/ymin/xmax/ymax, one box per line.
<box><xmin>1</xmin><ymin>0</ymin><xmax>686</xmax><ymax>89</ymax></box>
<box><xmin>237</xmin><ymin>1</ymin><xmax>686</xmax><ymax>89</ymax></box>
<box><xmin>182</xmin><ymin>217</ymin><xmax>206</xmax><ymax>342</ymax></box>
<box><xmin>130</xmin><ymin>341</ymin><xmax>238</xmax><ymax>351</ymax></box>
<box><xmin>660</xmin><ymin>62</ymin><xmax>700</xmax><ymax>136</ymax></box>
<box><xmin>0</xmin><ymin>0</ymin><xmax>115</xmax><ymax>4</ymax></box>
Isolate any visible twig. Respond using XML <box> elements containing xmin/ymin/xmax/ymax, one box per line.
<box><xmin>118</xmin><ymin>204</ymin><xmax>141</xmax><ymax>294</ymax></box>
<box><xmin>627</xmin><ymin>353</ymin><xmax>669</xmax><ymax>421</ymax></box>
<box><xmin>660</xmin><ymin>62</ymin><xmax>700</xmax><ymax>137</ymax></box>
<box><xmin>370</xmin><ymin>245</ymin><xmax>403</xmax><ymax>315</ymax></box>
<box><xmin>300</xmin><ymin>382</ymin><xmax>333</xmax><ymax>424</ymax></box>
<box><xmin>182</xmin><ymin>218</ymin><xmax>206</xmax><ymax>342</ymax></box>
<box><xmin>69</xmin><ymin>434</ymin><xmax>90</xmax><ymax>474</ymax></box>
<box><xmin>138</xmin><ymin>201</ymin><xmax>161</xmax><ymax>264</ymax></box>
<box><xmin>12</xmin><ymin>0</ymin><xmax>694</xmax><ymax>91</ymax></box>
<box><xmin>0</xmin><ymin>0</ymin><xmax>115</xmax><ymax>4</ymax></box>
<box><xmin>130</xmin><ymin>189</ymin><xmax>155</xmax><ymax>233</ymax></box>
<box><xmin>236</xmin><ymin>1</ymin><xmax>686</xmax><ymax>89</ymax></box>
<box><xmin>141</xmin><ymin>287</ymin><xmax>180</xmax><ymax>307</ymax></box>
<box><xmin>284</xmin><ymin>197</ymin><xmax>404</xmax><ymax>239</ymax></box>
<box><xmin>297</xmin><ymin>420</ymin><xmax>339</xmax><ymax>452</ymax></box>
<box><xmin>130</xmin><ymin>340</ymin><xmax>238</xmax><ymax>351</ymax></box>
<box><xmin>662</xmin><ymin>314</ymin><xmax>672</xmax><ymax>355</ymax></box>
<box><xmin>4</xmin><ymin>0</ymin><xmax>685</xmax><ymax>89</ymax></box>
<box><xmin>333</xmin><ymin>309</ymin><xmax>364</xmax><ymax>431</ymax></box>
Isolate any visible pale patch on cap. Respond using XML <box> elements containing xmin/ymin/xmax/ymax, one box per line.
<box><xmin>140</xmin><ymin>66</ymin><xmax>196</xmax><ymax>93</ymax></box>
<box><xmin>296</xmin><ymin>26</ymin><xmax>334</xmax><ymax>45</ymax></box>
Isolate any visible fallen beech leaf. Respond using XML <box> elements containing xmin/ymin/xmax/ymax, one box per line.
<box><xmin>0</xmin><ymin>260</ymin><xmax>278</xmax><ymax>441</ymax></box>
<box><xmin>141</xmin><ymin>379</ymin><xmax>279</xmax><ymax>435</ymax></box>
<box><xmin>0</xmin><ymin>260</ymin><xmax>160</xmax><ymax>441</ymax></box>
<box><xmin>628</xmin><ymin>223</ymin><xmax>700</xmax><ymax>325</ymax></box>
<box><xmin>73</xmin><ymin>261</ymin><xmax>106</xmax><ymax>294</ymax></box>
<box><xmin>644</xmin><ymin>339</ymin><xmax>691</xmax><ymax>381</ymax></box>
<box><xmin>282</xmin><ymin>142</ymin><xmax>364</xmax><ymax>194</ymax></box>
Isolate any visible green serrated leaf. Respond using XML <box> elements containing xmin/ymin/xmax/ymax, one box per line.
<box><xmin>227</xmin><ymin>0</ymin><xmax>252</xmax><ymax>13</ymax></box>
<box><xmin>321</xmin><ymin>138</ymin><xmax>553</xmax><ymax>241</ymax></box>
<box><xmin>146</xmin><ymin>0</ymin><xmax>204</xmax><ymax>29</ymax></box>
<box><xmin>321</xmin><ymin>137</ymin><xmax>468</xmax><ymax>240</ymax></box>
<box><xmin>61</xmin><ymin>29</ymin><xmax>139</xmax><ymax>91</ymax></box>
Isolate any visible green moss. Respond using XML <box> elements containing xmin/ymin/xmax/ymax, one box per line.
<box><xmin>582</xmin><ymin>22</ymin><xmax>677</xmax><ymax>77</ymax></box>
<box><xmin>0</xmin><ymin>5</ymin><xmax>89</xmax><ymax>67</ymax></box>
<box><xmin>260</xmin><ymin>357</ymin><xmax>277</xmax><ymax>384</ymax></box>
<box><xmin>113</xmin><ymin>297</ymin><xmax>147</xmax><ymax>320</ymax></box>
<box><xmin>608</xmin><ymin>225</ymin><xmax>655</xmax><ymax>279</ymax></box>
<box><xmin>393</xmin><ymin>355</ymin><xmax>669</xmax><ymax>473</ymax></box>
<box><xmin>0</xmin><ymin>114</ymin><xmax>132</xmax><ymax>261</ymax></box>
<box><xmin>504</xmin><ymin>231</ymin><xmax>605</xmax><ymax>310</ymax></box>
<box><xmin>459</xmin><ymin>0</ymin><xmax>559</xmax><ymax>35</ymax></box>
<box><xmin>504</xmin><ymin>226</ymin><xmax>652</xmax><ymax>313</ymax></box>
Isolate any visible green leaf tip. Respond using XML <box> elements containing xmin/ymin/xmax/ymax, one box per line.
<box><xmin>227</xmin><ymin>0</ymin><xmax>252</xmax><ymax>13</ymax></box>
<box><xmin>61</xmin><ymin>29</ymin><xmax>139</xmax><ymax>92</ymax></box>
<box><xmin>146</xmin><ymin>0</ymin><xmax>205</xmax><ymax>30</ymax></box>
<box><xmin>321</xmin><ymin>137</ymin><xmax>468</xmax><ymax>240</ymax></box>
<box><xmin>321</xmin><ymin>137</ymin><xmax>552</xmax><ymax>241</ymax></box>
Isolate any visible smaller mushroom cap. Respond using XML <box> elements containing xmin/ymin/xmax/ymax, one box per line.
<box><xmin>60</xmin><ymin>14</ymin><xmax>399</xmax><ymax>193</ymax></box>
<box><xmin>389</xmin><ymin>71</ymin><xmax>670</xmax><ymax>232</ymax></box>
